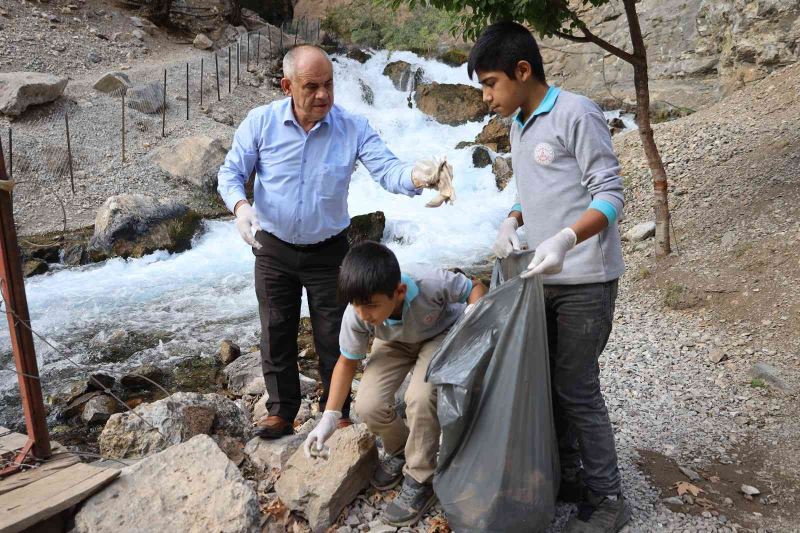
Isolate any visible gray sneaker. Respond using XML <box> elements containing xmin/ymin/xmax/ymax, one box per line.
<box><xmin>383</xmin><ymin>475</ymin><xmax>437</xmax><ymax>527</ymax></box>
<box><xmin>370</xmin><ymin>452</ymin><xmax>406</xmax><ymax>490</ymax></box>
<box><xmin>565</xmin><ymin>492</ymin><xmax>631</xmax><ymax>533</ymax></box>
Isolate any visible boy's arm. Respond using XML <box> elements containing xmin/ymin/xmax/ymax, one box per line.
<box><xmin>324</xmin><ymin>356</ymin><xmax>359</xmax><ymax>412</ymax></box>
<box><xmin>467</xmin><ymin>279</ymin><xmax>488</xmax><ymax>304</ymax></box>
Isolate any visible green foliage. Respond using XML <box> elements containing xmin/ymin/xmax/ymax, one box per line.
<box><xmin>322</xmin><ymin>0</ymin><xmax>458</xmax><ymax>53</ymax></box>
<box><xmin>382</xmin><ymin>0</ymin><xmax>612</xmax><ymax>40</ymax></box>
<box><xmin>750</xmin><ymin>378</ymin><xmax>767</xmax><ymax>389</ymax></box>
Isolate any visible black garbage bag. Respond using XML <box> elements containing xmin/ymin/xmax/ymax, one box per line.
<box><xmin>426</xmin><ymin>251</ymin><xmax>558</xmax><ymax>532</ymax></box>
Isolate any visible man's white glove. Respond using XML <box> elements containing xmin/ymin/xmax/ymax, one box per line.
<box><xmin>411</xmin><ymin>157</ymin><xmax>455</xmax><ymax>207</ymax></box>
<box><xmin>235</xmin><ymin>202</ymin><xmax>262</xmax><ymax>249</ymax></box>
<box><xmin>493</xmin><ymin>217</ymin><xmax>520</xmax><ymax>259</ymax></box>
<box><xmin>303</xmin><ymin>410</ymin><xmax>341</xmax><ymax>458</ymax></box>
<box><xmin>464</xmin><ymin>303</ymin><xmax>475</xmax><ymax>316</ymax></box>
<box><xmin>521</xmin><ymin>228</ymin><xmax>577</xmax><ymax>278</ymax></box>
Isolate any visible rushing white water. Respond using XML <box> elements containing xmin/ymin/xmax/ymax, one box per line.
<box><xmin>0</xmin><ymin>52</ymin><xmax>517</xmax><ymax>402</ymax></box>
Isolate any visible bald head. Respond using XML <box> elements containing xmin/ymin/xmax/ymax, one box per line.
<box><xmin>283</xmin><ymin>45</ymin><xmax>332</xmax><ymax>80</ymax></box>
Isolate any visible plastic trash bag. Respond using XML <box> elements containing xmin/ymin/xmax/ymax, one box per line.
<box><xmin>426</xmin><ymin>251</ymin><xmax>558</xmax><ymax>532</ymax></box>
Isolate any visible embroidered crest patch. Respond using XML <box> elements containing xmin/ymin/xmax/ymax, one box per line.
<box><xmin>533</xmin><ymin>142</ymin><xmax>555</xmax><ymax>166</ymax></box>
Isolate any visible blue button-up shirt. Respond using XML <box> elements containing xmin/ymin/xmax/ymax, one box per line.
<box><xmin>217</xmin><ymin>97</ymin><xmax>420</xmax><ymax>245</ymax></box>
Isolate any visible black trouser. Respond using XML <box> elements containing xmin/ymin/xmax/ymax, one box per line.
<box><xmin>253</xmin><ymin>230</ymin><xmax>351</xmax><ymax>422</ymax></box>
<box><xmin>544</xmin><ymin>279</ymin><xmax>621</xmax><ymax>496</ymax></box>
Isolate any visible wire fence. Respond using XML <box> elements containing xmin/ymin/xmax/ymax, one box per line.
<box><xmin>2</xmin><ymin>19</ymin><xmax>319</xmax><ymax>238</ymax></box>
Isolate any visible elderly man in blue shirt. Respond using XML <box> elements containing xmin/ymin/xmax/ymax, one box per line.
<box><xmin>217</xmin><ymin>44</ymin><xmax>449</xmax><ymax>439</ymax></box>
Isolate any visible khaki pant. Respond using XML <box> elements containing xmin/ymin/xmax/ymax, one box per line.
<box><xmin>354</xmin><ymin>332</ymin><xmax>446</xmax><ymax>484</ymax></box>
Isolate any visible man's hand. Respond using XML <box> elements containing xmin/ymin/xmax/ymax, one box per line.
<box><xmin>493</xmin><ymin>217</ymin><xmax>520</xmax><ymax>259</ymax></box>
<box><xmin>521</xmin><ymin>228</ymin><xmax>577</xmax><ymax>278</ymax></box>
<box><xmin>235</xmin><ymin>202</ymin><xmax>262</xmax><ymax>249</ymax></box>
<box><xmin>303</xmin><ymin>410</ymin><xmax>341</xmax><ymax>458</ymax></box>
<box><xmin>411</xmin><ymin>157</ymin><xmax>456</xmax><ymax>207</ymax></box>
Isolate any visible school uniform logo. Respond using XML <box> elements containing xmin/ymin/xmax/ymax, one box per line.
<box><xmin>533</xmin><ymin>142</ymin><xmax>555</xmax><ymax>166</ymax></box>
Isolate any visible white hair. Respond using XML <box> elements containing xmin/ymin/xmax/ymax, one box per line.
<box><xmin>282</xmin><ymin>45</ymin><xmax>332</xmax><ymax>79</ymax></box>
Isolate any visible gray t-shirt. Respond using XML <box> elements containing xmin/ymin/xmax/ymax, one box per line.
<box><xmin>339</xmin><ymin>265</ymin><xmax>473</xmax><ymax>360</ymax></box>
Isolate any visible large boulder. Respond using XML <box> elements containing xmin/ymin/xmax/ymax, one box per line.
<box><xmin>0</xmin><ymin>72</ymin><xmax>68</xmax><ymax>116</ymax></box>
<box><xmin>224</xmin><ymin>350</ymin><xmax>317</xmax><ymax>397</ymax></box>
<box><xmin>383</xmin><ymin>61</ymin><xmax>424</xmax><ymax>92</ymax></box>
<box><xmin>74</xmin><ymin>435</ymin><xmax>260</xmax><ymax>533</ymax></box>
<box><xmin>275</xmin><ymin>424</ymin><xmax>379</xmax><ymax>532</ymax></box>
<box><xmin>492</xmin><ymin>156</ymin><xmax>514</xmax><ymax>191</ymax></box>
<box><xmin>348</xmin><ymin>211</ymin><xmax>385</xmax><ymax>246</ymax></box>
<box><xmin>88</xmin><ymin>194</ymin><xmax>202</xmax><ymax>260</ymax></box>
<box><xmin>475</xmin><ymin>115</ymin><xmax>512</xmax><ymax>153</ymax></box>
<box><xmin>193</xmin><ymin>33</ymin><xmax>214</xmax><ymax>50</ymax></box>
<box><xmin>414</xmin><ymin>83</ymin><xmax>489</xmax><ymax>126</ymax></box>
<box><xmin>93</xmin><ymin>72</ymin><xmax>132</xmax><ymax>95</ymax></box>
<box><xmin>244</xmin><ymin>423</ymin><xmax>312</xmax><ymax>480</ymax></box>
<box><xmin>127</xmin><ymin>82</ymin><xmax>166</xmax><ymax>114</ymax></box>
<box><xmin>99</xmin><ymin>392</ymin><xmax>251</xmax><ymax>459</ymax></box>
<box><xmin>151</xmin><ymin>135</ymin><xmax>231</xmax><ymax>190</ymax></box>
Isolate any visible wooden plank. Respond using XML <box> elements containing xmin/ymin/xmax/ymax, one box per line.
<box><xmin>0</xmin><ymin>427</ymin><xmax>28</xmax><ymax>454</ymax></box>
<box><xmin>0</xmin><ymin>462</ymin><xmax>119</xmax><ymax>533</ymax></box>
<box><xmin>0</xmin><ymin>450</ymin><xmax>81</xmax><ymax>495</ymax></box>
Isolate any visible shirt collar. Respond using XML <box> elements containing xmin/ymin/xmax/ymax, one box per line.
<box><xmin>514</xmin><ymin>85</ymin><xmax>561</xmax><ymax>128</ymax></box>
<box><xmin>383</xmin><ymin>273</ymin><xmax>419</xmax><ymax>326</ymax></box>
<box><xmin>281</xmin><ymin>97</ymin><xmax>331</xmax><ymax>129</ymax></box>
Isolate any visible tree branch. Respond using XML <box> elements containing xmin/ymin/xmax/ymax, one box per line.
<box><xmin>556</xmin><ymin>10</ymin><xmax>641</xmax><ymax>65</ymax></box>
<box><xmin>553</xmin><ymin>30</ymin><xmax>590</xmax><ymax>43</ymax></box>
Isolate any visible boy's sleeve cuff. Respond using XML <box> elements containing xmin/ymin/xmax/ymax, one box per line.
<box><xmin>588</xmin><ymin>199</ymin><xmax>619</xmax><ymax>224</ymax></box>
<box><xmin>341</xmin><ymin>348</ymin><xmax>367</xmax><ymax>361</ymax></box>
<box><xmin>459</xmin><ymin>279</ymin><xmax>473</xmax><ymax>304</ymax></box>
<box><xmin>511</xmin><ymin>203</ymin><xmax>522</xmax><ymax>213</ymax></box>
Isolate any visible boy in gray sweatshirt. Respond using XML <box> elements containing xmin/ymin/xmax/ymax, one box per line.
<box><xmin>468</xmin><ymin>21</ymin><xmax>630</xmax><ymax>533</ymax></box>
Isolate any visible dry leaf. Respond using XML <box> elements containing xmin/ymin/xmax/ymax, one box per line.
<box><xmin>265</xmin><ymin>497</ymin><xmax>291</xmax><ymax>525</ymax></box>
<box><xmin>709</xmin><ymin>476</ymin><xmax>721</xmax><ymax>483</ymax></box>
<box><xmin>674</xmin><ymin>481</ymin><xmax>704</xmax><ymax>497</ymax></box>
<box><xmin>695</xmin><ymin>497</ymin><xmax>715</xmax><ymax>509</ymax></box>
<box><xmin>428</xmin><ymin>514</ymin><xmax>451</xmax><ymax>533</ymax></box>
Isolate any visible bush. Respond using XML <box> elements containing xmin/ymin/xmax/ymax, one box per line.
<box><xmin>322</xmin><ymin>0</ymin><xmax>458</xmax><ymax>53</ymax></box>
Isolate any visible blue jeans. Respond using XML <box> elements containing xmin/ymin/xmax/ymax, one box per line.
<box><xmin>544</xmin><ymin>279</ymin><xmax>621</xmax><ymax>496</ymax></box>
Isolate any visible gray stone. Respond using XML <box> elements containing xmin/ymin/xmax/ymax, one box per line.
<box><xmin>132</xmin><ymin>29</ymin><xmax>145</xmax><ymax>41</ymax></box>
<box><xmin>383</xmin><ymin>61</ymin><xmax>424</xmax><ymax>92</ymax></box>
<box><xmin>708</xmin><ymin>349</ymin><xmax>728</xmax><ymax>364</ymax></box>
<box><xmin>74</xmin><ymin>435</ymin><xmax>260</xmax><ymax>533</ymax></box>
<box><xmin>119</xmin><ymin>364</ymin><xmax>167</xmax><ymax>391</ymax></box>
<box><xmin>193</xmin><ymin>33</ymin><xmax>213</xmax><ymax>50</ymax></box>
<box><xmin>492</xmin><ymin>156</ymin><xmax>513</xmax><ymax>191</ymax></box>
<box><xmin>276</xmin><ymin>424</ymin><xmax>379</xmax><ymax>533</ymax></box>
<box><xmin>472</xmin><ymin>146</ymin><xmax>492</xmax><ymax>168</ymax></box>
<box><xmin>348</xmin><ymin>212</ymin><xmax>386</xmax><ymax>246</ymax></box>
<box><xmin>224</xmin><ymin>350</ymin><xmax>265</xmax><ymax>395</ymax></box>
<box><xmin>359</xmin><ymin>79</ymin><xmax>374</xmax><ymax>106</ymax></box>
<box><xmin>99</xmin><ymin>392</ymin><xmax>251</xmax><ymax>459</ymax></box>
<box><xmin>219</xmin><ymin>340</ymin><xmax>241</xmax><ymax>365</ymax></box>
<box><xmin>414</xmin><ymin>83</ymin><xmax>489</xmax><ymax>126</ymax></box>
<box><xmin>679</xmin><ymin>465</ymin><xmax>702</xmax><ymax>482</ymax></box>
<box><xmin>127</xmin><ymin>82</ymin><xmax>166</xmax><ymax>114</ymax></box>
<box><xmin>93</xmin><ymin>72</ymin><xmax>132</xmax><ymax>94</ymax></box>
<box><xmin>253</xmin><ymin>392</ymin><xmax>269</xmax><ymax>421</ymax></box>
<box><xmin>87</xmin><ymin>51</ymin><xmax>102</xmax><ymax>63</ymax></box>
<box><xmin>151</xmin><ymin>135</ymin><xmax>230</xmax><ymax>190</ymax></box>
<box><xmin>82</xmin><ymin>394</ymin><xmax>118</xmax><ymax>425</ymax></box>
<box><xmin>663</xmin><ymin>496</ymin><xmax>684</xmax><ymax>505</ymax></box>
<box><xmin>204</xmin><ymin>101</ymin><xmax>235</xmax><ymax>126</ymax></box>
<box><xmin>23</xmin><ymin>259</ymin><xmax>48</xmax><ymax>277</ymax></box>
<box><xmin>741</xmin><ymin>484</ymin><xmax>760</xmax><ymax>496</ymax></box>
<box><xmin>750</xmin><ymin>362</ymin><xmax>789</xmax><ymax>391</ymax></box>
<box><xmin>300</xmin><ymin>373</ymin><xmax>318</xmax><ymax>397</ymax></box>
<box><xmin>244</xmin><ymin>427</ymin><xmax>311</xmax><ymax>478</ymax></box>
<box><xmin>213</xmin><ymin>434</ymin><xmax>246</xmax><ymax>466</ymax></box>
<box><xmin>0</xmin><ymin>72</ymin><xmax>68</xmax><ymax>116</ymax></box>
<box><xmin>623</xmin><ymin>221</ymin><xmax>657</xmax><ymax>242</ymax></box>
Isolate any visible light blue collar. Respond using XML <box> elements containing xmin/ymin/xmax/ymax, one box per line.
<box><xmin>514</xmin><ymin>86</ymin><xmax>561</xmax><ymax>128</ymax></box>
<box><xmin>384</xmin><ymin>273</ymin><xmax>418</xmax><ymax>326</ymax></box>
<box><xmin>281</xmin><ymin>97</ymin><xmax>331</xmax><ymax>128</ymax></box>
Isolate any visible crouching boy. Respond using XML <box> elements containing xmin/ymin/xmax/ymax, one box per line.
<box><xmin>303</xmin><ymin>241</ymin><xmax>487</xmax><ymax>526</ymax></box>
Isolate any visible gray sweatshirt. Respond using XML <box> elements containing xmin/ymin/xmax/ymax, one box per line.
<box><xmin>510</xmin><ymin>87</ymin><xmax>625</xmax><ymax>285</ymax></box>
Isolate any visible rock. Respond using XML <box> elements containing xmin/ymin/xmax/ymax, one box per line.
<box><xmin>741</xmin><ymin>484</ymin><xmax>760</xmax><ymax>496</ymax></box>
<box><xmin>348</xmin><ymin>211</ymin><xmax>385</xmax><ymax>246</ymax></box>
<box><xmin>244</xmin><ymin>427</ymin><xmax>311</xmax><ymax>478</ymax></box>
<box><xmin>88</xmin><ymin>194</ymin><xmax>202</xmax><ymax>260</ymax></box>
<box><xmin>173</xmin><ymin>356</ymin><xmax>223</xmax><ymax>393</ymax></box>
<box><xmin>708</xmin><ymin>349</ymin><xmax>728</xmax><ymax>364</ymax></box>
<box><xmin>439</xmin><ymin>47</ymin><xmax>469</xmax><ymax>67</ymax></box>
<box><xmin>63</xmin><ymin>391</ymin><xmax>102</xmax><ymax>419</ymax></box>
<box><xmin>99</xmin><ymin>392</ymin><xmax>251</xmax><ymax>459</ymax></box>
<box><xmin>300</xmin><ymin>374</ymin><xmax>318</xmax><ymax>397</ymax></box>
<box><xmin>472</xmin><ymin>146</ymin><xmax>492</xmax><ymax>168</ymax></box>
<box><xmin>62</xmin><ymin>243</ymin><xmax>89</xmax><ymax>266</ymax></box>
<box><xmin>622</xmin><ymin>221</ymin><xmax>656</xmax><ymax>242</ymax></box>
<box><xmin>492</xmin><ymin>156</ymin><xmax>513</xmax><ymax>191</ymax></box>
<box><xmin>455</xmin><ymin>140</ymin><xmax>475</xmax><ymax>150</ymax></box>
<box><xmin>359</xmin><ymin>79</ymin><xmax>374</xmax><ymax>106</ymax></box>
<box><xmin>224</xmin><ymin>350</ymin><xmax>264</xmax><ymax>396</ymax></box>
<box><xmin>663</xmin><ymin>496</ymin><xmax>684</xmax><ymax>506</ymax></box>
<box><xmin>82</xmin><ymin>394</ymin><xmax>118</xmax><ymax>425</ymax></box>
<box><xmin>383</xmin><ymin>61</ymin><xmax>424</xmax><ymax>92</ymax></box>
<box><xmin>414</xmin><ymin>83</ymin><xmax>489</xmax><ymax>126</ymax></box>
<box><xmin>120</xmin><ymin>364</ymin><xmax>167</xmax><ymax>391</ymax></box>
<box><xmin>151</xmin><ymin>135</ymin><xmax>230</xmax><ymax>190</ymax></box>
<box><xmin>204</xmin><ymin>101</ymin><xmax>234</xmax><ymax>126</ymax></box>
<box><xmin>475</xmin><ymin>115</ymin><xmax>512</xmax><ymax>153</ymax></box>
<box><xmin>127</xmin><ymin>82</ymin><xmax>166</xmax><ymax>114</ymax></box>
<box><xmin>276</xmin><ymin>424</ymin><xmax>379</xmax><ymax>532</ymax></box>
<box><xmin>219</xmin><ymin>340</ymin><xmax>242</xmax><ymax>365</ymax></box>
<box><xmin>750</xmin><ymin>362</ymin><xmax>789</xmax><ymax>391</ymax></box>
<box><xmin>93</xmin><ymin>71</ymin><xmax>132</xmax><ymax>94</ymax></box>
<box><xmin>253</xmin><ymin>393</ymin><xmax>269</xmax><ymax>421</ymax></box>
<box><xmin>23</xmin><ymin>259</ymin><xmax>48</xmax><ymax>277</ymax></box>
<box><xmin>86</xmin><ymin>51</ymin><xmax>102</xmax><ymax>63</ymax></box>
<box><xmin>73</xmin><ymin>435</ymin><xmax>260</xmax><ymax>533</ymax></box>
<box><xmin>347</xmin><ymin>49</ymin><xmax>372</xmax><ymax>64</ymax></box>
<box><xmin>193</xmin><ymin>33</ymin><xmax>213</xmax><ymax>50</ymax></box>
<box><xmin>213</xmin><ymin>434</ymin><xmax>246</xmax><ymax>466</ymax></box>
<box><xmin>679</xmin><ymin>465</ymin><xmax>702</xmax><ymax>482</ymax></box>
<box><xmin>0</xmin><ymin>72</ymin><xmax>68</xmax><ymax>116</ymax></box>
<box><xmin>132</xmin><ymin>29</ymin><xmax>145</xmax><ymax>41</ymax></box>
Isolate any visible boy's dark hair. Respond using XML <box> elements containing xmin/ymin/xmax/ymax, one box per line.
<box><xmin>467</xmin><ymin>21</ymin><xmax>546</xmax><ymax>83</ymax></box>
<box><xmin>338</xmin><ymin>241</ymin><xmax>401</xmax><ymax>305</ymax></box>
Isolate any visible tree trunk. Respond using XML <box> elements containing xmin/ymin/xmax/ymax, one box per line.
<box><xmin>229</xmin><ymin>0</ymin><xmax>242</xmax><ymax>26</ymax></box>
<box><xmin>623</xmin><ymin>0</ymin><xmax>671</xmax><ymax>257</ymax></box>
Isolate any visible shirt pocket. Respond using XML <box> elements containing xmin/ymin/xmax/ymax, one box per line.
<box><xmin>319</xmin><ymin>163</ymin><xmax>351</xmax><ymax>198</ymax></box>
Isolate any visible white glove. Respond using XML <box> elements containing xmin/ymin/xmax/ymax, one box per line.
<box><xmin>411</xmin><ymin>157</ymin><xmax>456</xmax><ymax>207</ymax></box>
<box><xmin>464</xmin><ymin>303</ymin><xmax>475</xmax><ymax>316</ymax></box>
<box><xmin>303</xmin><ymin>410</ymin><xmax>341</xmax><ymax>458</ymax></box>
<box><xmin>235</xmin><ymin>202</ymin><xmax>262</xmax><ymax>249</ymax></box>
<box><xmin>493</xmin><ymin>217</ymin><xmax>520</xmax><ymax>259</ymax></box>
<box><xmin>521</xmin><ymin>228</ymin><xmax>577</xmax><ymax>278</ymax></box>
